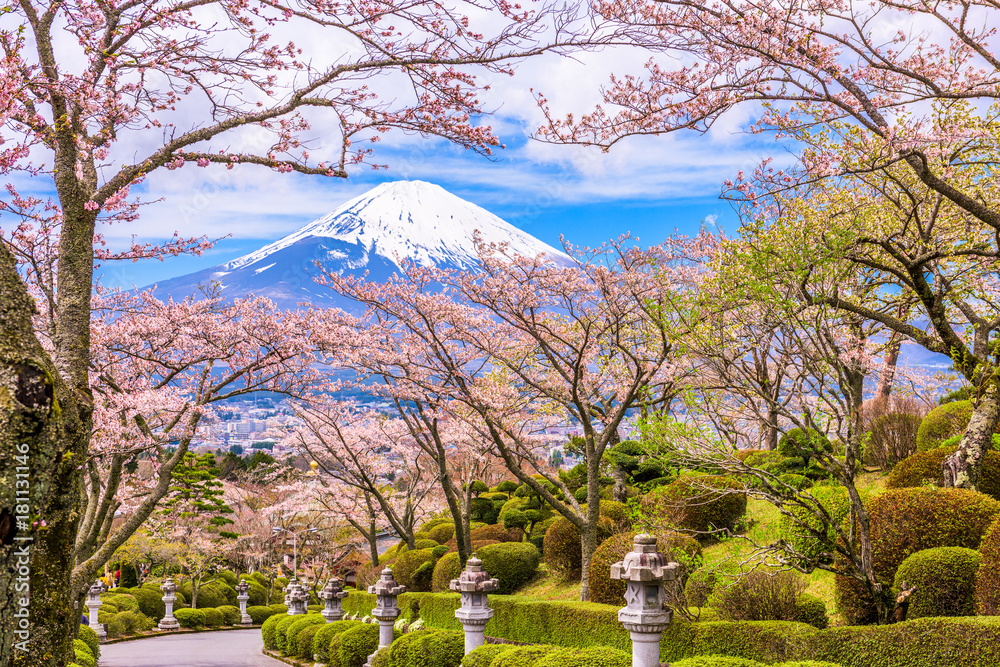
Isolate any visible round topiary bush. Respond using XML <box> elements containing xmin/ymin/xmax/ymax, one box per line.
<box><xmin>669</xmin><ymin>657</ymin><xmax>765</xmax><ymax>667</ymax></box>
<box><xmin>378</xmin><ymin>628</ymin><xmax>464</xmax><ymax>667</ymax></box>
<box><xmin>312</xmin><ymin>620</ymin><xmax>360</xmax><ymax>663</ymax></box>
<box><xmin>216</xmin><ymin>604</ymin><xmax>241</xmax><ymax>624</ymax></box>
<box><xmin>598</xmin><ymin>500</ymin><xmax>631</xmax><ymax>527</ymax></box>
<box><xmin>246</xmin><ymin>580</ymin><xmax>268</xmax><ymax>606</ymax></box>
<box><xmin>534</xmin><ymin>646</ymin><xmax>632</xmax><ymax>667</ymax></box>
<box><xmin>887</xmin><ymin>446</ymin><xmax>1000</xmax><ymax>501</ymax></box>
<box><xmin>270</xmin><ymin>602</ymin><xmax>289</xmax><ymax>614</ymax></box>
<box><xmin>917</xmin><ymin>400</ymin><xmax>973</xmax><ymax>451</ymax></box>
<box><xmin>247</xmin><ymin>605</ymin><xmax>275</xmax><ymax>624</ymax></box>
<box><xmin>174</xmin><ymin>608</ymin><xmax>206</xmax><ymax>628</ymax></box>
<box><xmin>426</xmin><ymin>523</ymin><xmax>456</xmax><ymax>544</ymax></box>
<box><xmin>73</xmin><ymin>640</ymin><xmax>96</xmax><ymax>667</ymax></box>
<box><xmin>128</xmin><ymin>586</ymin><xmax>165</xmax><ymax>619</ymax></box>
<box><xmin>977</xmin><ymin>516</ymin><xmax>1000</xmax><ymax>615</ymax></box>
<box><xmin>284</xmin><ymin>615</ymin><xmax>325</xmax><ymax>657</ymax></box>
<box><xmin>587</xmin><ymin>530</ymin><xmax>702</xmax><ymax>606</ymax></box>
<box><xmin>431</xmin><ymin>552</ymin><xmax>463</xmax><ymax>593</ymax></box>
<box><xmin>835</xmin><ymin>487</ymin><xmax>1000</xmax><ymax>624</ymax></box>
<box><xmin>274</xmin><ymin>614</ymin><xmax>301</xmax><ymax>653</ymax></box>
<box><xmin>476</xmin><ymin>541</ymin><xmax>541</xmax><ymax>594</ymax></box>
<box><xmin>202</xmin><ymin>607</ymin><xmax>224</xmax><ymax>627</ymax></box>
<box><xmin>76</xmin><ymin>625</ymin><xmax>100</xmax><ymax>664</ymax></box>
<box><xmin>461</xmin><ymin>643</ymin><xmax>514</xmax><ymax>667</ymax></box>
<box><xmin>893</xmin><ymin>546</ymin><xmax>981</xmax><ymax>618</ymax></box>
<box><xmin>640</xmin><ymin>475</ymin><xmax>747</xmax><ymax>540</ymax></box>
<box><xmin>392</xmin><ymin>547</ymin><xmax>438</xmax><ymax>592</ymax></box>
<box><xmin>103</xmin><ymin>593</ymin><xmax>139</xmax><ymax>613</ymax></box>
<box><xmin>543</xmin><ymin>516</ymin><xmax>614</xmax><ymax>579</ymax></box>
<box><xmin>794</xmin><ymin>593</ymin><xmax>829</xmax><ymax>629</ymax></box>
<box><xmin>778</xmin><ymin>428</ymin><xmax>833</xmax><ymax>465</ymax></box>
<box><xmin>261</xmin><ymin>612</ymin><xmax>287</xmax><ymax>650</ymax></box>
<box><xmin>295</xmin><ymin>623</ymin><xmax>324</xmax><ymax>660</ymax></box>
<box><xmin>336</xmin><ymin>623</ymin><xmax>380</xmax><ymax>667</ymax></box>
<box><xmin>490</xmin><ymin>645</ymin><xmax>561</xmax><ymax>667</ymax></box>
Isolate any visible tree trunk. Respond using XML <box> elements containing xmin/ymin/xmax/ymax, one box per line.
<box><xmin>874</xmin><ymin>338</ymin><xmax>901</xmax><ymax>402</ymax></box>
<box><xmin>944</xmin><ymin>383</ymin><xmax>1000</xmax><ymax>490</ymax></box>
<box><xmin>578</xmin><ymin>450</ymin><xmax>602</xmax><ymax>602</ymax></box>
<box><xmin>368</xmin><ymin>518</ymin><xmax>380</xmax><ymax>565</ymax></box>
<box><xmin>765</xmin><ymin>406</ymin><xmax>779</xmax><ymax>450</ymax></box>
<box><xmin>1</xmin><ymin>243</ymin><xmax>86</xmax><ymax>667</ymax></box>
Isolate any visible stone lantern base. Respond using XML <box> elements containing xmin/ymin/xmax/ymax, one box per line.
<box><xmin>158</xmin><ymin>617</ymin><xmax>180</xmax><ymax>631</ymax></box>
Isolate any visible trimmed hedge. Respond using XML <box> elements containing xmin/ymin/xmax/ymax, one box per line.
<box><xmin>491</xmin><ymin>646</ymin><xmax>561</xmax><ymax>667</ymax></box>
<box><xmin>894</xmin><ymin>547</ymin><xmax>981</xmax><ymax>618</ymax></box>
<box><xmin>262</xmin><ymin>612</ymin><xmax>287</xmax><ymax>650</ymax></box>
<box><xmin>641</xmin><ymin>476</ymin><xmax>747</xmax><ymax>540</ymax></box>
<box><xmin>202</xmin><ymin>607</ymin><xmax>224</xmax><ymax>627</ymax></box>
<box><xmin>376</xmin><ymin>628</ymin><xmax>464</xmax><ymax>667</ymax></box>
<box><xmin>393</xmin><ymin>548</ymin><xmax>438</xmax><ymax>591</ymax></box>
<box><xmin>977</xmin><ymin>515</ymin><xmax>1000</xmax><ymax>615</ymax></box>
<box><xmin>427</xmin><ymin>523</ymin><xmax>456</xmax><ymax>544</ymax></box>
<box><xmin>917</xmin><ymin>400</ymin><xmax>973</xmax><ymax>451</ymax></box>
<box><xmin>780</xmin><ymin>483</ymin><xmax>852</xmax><ymax>562</ymax></box>
<box><xmin>543</xmin><ymin>517</ymin><xmax>614</xmax><ymax>579</ymax></box>
<box><xmin>247</xmin><ymin>605</ymin><xmax>275</xmax><ymax>624</ymax></box>
<box><xmin>296</xmin><ymin>623</ymin><xmax>324</xmax><ymax>660</ymax></box>
<box><xmin>336</xmin><ymin>623</ymin><xmax>381</xmax><ymax>667</ymax></box>
<box><xmin>476</xmin><ymin>542</ymin><xmax>541</xmax><ymax>594</ymax></box>
<box><xmin>587</xmin><ymin>530</ymin><xmax>701</xmax><ymax>606</ymax></box>
<box><xmin>671</xmin><ymin>658</ymin><xmax>764</xmax><ymax>667</ymax></box>
<box><xmin>534</xmin><ymin>646</ymin><xmax>631</xmax><ymax>667</ymax></box>
<box><xmin>460</xmin><ymin>644</ymin><xmax>513</xmax><ymax>667</ymax></box>
<box><xmin>275</xmin><ymin>613</ymin><xmax>304</xmax><ymax>653</ymax></box>
<box><xmin>432</xmin><ymin>552</ymin><xmax>463</xmax><ymax>593</ymax></box>
<box><xmin>76</xmin><ymin>625</ymin><xmax>100</xmax><ymax>663</ymax></box>
<box><xmin>887</xmin><ymin>445</ymin><xmax>1000</xmax><ymax>501</ymax></box>
<box><xmin>173</xmin><ymin>608</ymin><xmax>206</xmax><ymax>628</ymax></box>
<box><xmin>284</xmin><ymin>614</ymin><xmax>326</xmax><ymax>657</ymax></box>
<box><xmin>103</xmin><ymin>593</ymin><xmax>139</xmax><ymax>613</ymax></box>
<box><xmin>344</xmin><ymin>590</ymin><xmax>1000</xmax><ymax>666</ymax></box>
<box><xmin>313</xmin><ymin>620</ymin><xmax>362</xmax><ymax>663</ymax></box>
<box><xmin>73</xmin><ymin>640</ymin><xmax>96</xmax><ymax>667</ymax></box>
<box><xmin>129</xmin><ymin>586</ymin><xmax>165</xmax><ymax>619</ymax></box>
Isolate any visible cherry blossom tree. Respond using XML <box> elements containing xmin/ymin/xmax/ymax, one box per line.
<box><xmin>538</xmin><ymin>0</ymin><xmax>1000</xmax><ymax>490</ymax></box>
<box><xmin>315</xmin><ymin>238</ymin><xmax>700</xmax><ymax>599</ymax></box>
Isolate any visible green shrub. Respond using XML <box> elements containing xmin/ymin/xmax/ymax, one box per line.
<box><xmin>270</xmin><ymin>602</ymin><xmax>289</xmax><ymax>613</ymax></box>
<box><xmin>103</xmin><ymin>593</ymin><xmax>139</xmax><ymax>612</ymax></box>
<box><xmin>379</xmin><ymin>628</ymin><xmax>464</xmax><ymax>667</ymax></box>
<box><xmin>247</xmin><ymin>605</ymin><xmax>275</xmax><ymax>624</ymax></box>
<box><xmin>710</xmin><ymin>570</ymin><xmax>807</xmax><ymax>623</ymax></box>
<box><xmin>460</xmin><ymin>643</ymin><xmax>513</xmax><ymax>667</ymax></box>
<box><xmin>179</xmin><ymin>581</ymin><xmax>229</xmax><ymax>608</ymax></box>
<box><xmin>534</xmin><ymin>646</ymin><xmax>632</xmax><ymax>667</ymax></box>
<box><xmin>427</xmin><ymin>523</ymin><xmax>456</xmax><ymax>544</ymax></box>
<box><xmin>128</xmin><ymin>586</ymin><xmax>165</xmax><ymax>619</ymax></box>
<box><xmin>778</xmin><ymin>429</ymin><xmax>833</xmax><ymax>465</ymax></box>
<box><xmin>73</xmin><ymin>640</ymin><xmax>96</xmax><ymax>667</ymax></box>
<box><xmin>275</xmin><ymin>614</ymin><xmax>302</xmax><ymax>653</ymax></box>
<box><xmin>284</xmin><ymin>615</ymin><xmax>326</xmax><ymax>656</ymax></box>
<box><xmin>598</xmin><ymin>500</ymin><xmax>631</xmax><ymax>527</ymax></box>
<box><xmin>393</xmin><ymin>548</ymin><xmax>438</xmax><ymax>592</ymax></box>
<box><xmin>174</xmin><ymin>608</ymin><xmax>206</xmax><ymax>628</ymax></box>
<box><xmin>490</xmin><ymin>645</ymin><xmax>561</xmax><ymax>667</ymax></box>
<box><xmin>470</xmin><ymin>523</ymin><xmax>523</xmax><ymax>543</ymax></box>
<box><xmin>202</xmin><ymin>607</ymin><xmax>224</xmax><ymax>627</ymax></box>
<box><xmin>641</xmin><ymin>476</ymin><xmax>747</xmax><ymax>540</ymax></box>
<box><xmin>685</xmin><ymin>569</ymin><xmax>717</xmax><ymax>607</ymax></box>
<box><xmin>777</xmin><ymin>473</ymin><xmax>813</xmax><ymax>490</ymax></box>
<box><xmin>432</xmin><ymin>552</ymin><xmax>463</xmax><ymax>593</ymax></box>
<box><xmin>217</xmin><ymin>604</ymin><xmax>241</xmax><ymax>624</ymax></box>
<box><xmin>337</xmin><ymin>623</ymin><xmax>380</xmax><ymax>667</ymax></box>
<box><xmin>247</xmin><ymin>580</ymin><xmax>268</xmax><ymax>606</ymax></box>
<box><xmin>894</xmin><ymin>547</ymin><xmax>982</xmax><ymax>619</ymax></box>
<box><xmin>671</xmin><ymin>658</ymin><xmax>764</xmax><ymax>667</ymax></box>
<box><xmin>314</xmin><ymin>620</ymin><xmax>361</xmax><ymax>663</ymax></box>
<box><xmin>477</xmin><ymin>542</ymin><xmax>541</xmax><ymax>594</ymax></box>
<box><xmin>296</xmin><ymin>623</ymin><xmax>324</xmax><ymax>660</ymax></box>
<box><xmin>835</xmin><ymin>487</ymin><xmax>1000</xmax><ymax>624</ymax></box>
<box><xmin>98</xmin><ymin>602</ymin><xmax>118</xmax><ymax>616</ymax></box>
<box><xmin>794</xmin><ymin>594</ymin><xmax>829</xmax><ymax>630</ymax></box>
<box><xmin>76</xmin><ymin>625</ymin><xmax>100</xmax><ymax>663</ymax></box>
<box><xmin>780</xmin><ymin>483</ymin><xmax>852</xmax><ymax>562</ymax></box>
<box><xmin>218</xmin><ymin>570</ymin><xmax>238</xmax><ymax>587</ymax></box>
<box><xmin>543</xmin><ymin>517</ymin><xmax>614</xmax><ymax>579</ymax></box>
<box><xmin>977</xmin><ymin>516</ymin><xmax>1000</xmax><ymax>615</ymax></box>
<box><xmin>887</xmin><ymin>446</ymin><xmax>1000</xmax><ymax>501</ymax></box>
<box><xmin>262</xmin><ymin>611</ymin><xmax>288</xmax><ymax>648</ymax></box>
<box><xmin>587</xmin><ymin>530</ymin><xmax>701</xmax><ymax>606</ymax></box>
<box><xmin>775</xmin><ymin>663</ymin><xmax>844</xmax><ymax>667</ymax></box>
<box><xmin>916</xmin><ymin>400</ymin><xmax>973</xmax><ymax>451</ymax></box>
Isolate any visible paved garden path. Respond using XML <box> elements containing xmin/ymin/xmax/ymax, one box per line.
<box><xmin>98</xmin><ymin>629</ymin><xmax>283</xmax><ymax>667</ymax></box>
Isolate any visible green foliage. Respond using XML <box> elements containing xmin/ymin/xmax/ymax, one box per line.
<box><xmin>312</xmin><ymin>620</ymin><xmax>361</xmax><ymax>663</ymax></box>
<box><xmin>793</xmin><ymin>594</ymin><xmax>829</xmax><ymax>630</ymax></box>
<box><xmin>261</xmin><ymin>612</ymin><xmax>287</xmax><ymax>650</ymax></box>
<box><xmin>471</xmin><ymin>523</ymin><xmax>524</xmax><ymax>543</ymax></box>
<box><xmin>270</xmin><ymin>602</ymin><xmax>289</xmax><ymax>613</ymax></box>
<box><xmin>640</xmin><ymin>476</ymin><xmax>747</xmax><ymax>540</ymax></box>
<box><xmin>533</xmin><ymin>646</ymin><xmax>632</xmax><ymax>667</ymax></box>
<box><xmin>460</xmin><ymin>644</ymin><xmax>514</xmax><ymax>667</ymax></box>
<box><xmin>247</xmin><ymin>579</ymin><xmax>268</xmax><ymax>606</ymax></box>
<box><xmin>202</xmin><ymin>607</ymin><xmax>224</xmax><ymax>626</ymax></box>
<box><xmin>378</xmin><ymin>628</ymin><xmax>464</xmax><ymax>667</ymax></box>
<box><xmin>495</xmin><ymin>480</ymin><xmax>519</xmax><ymax>497</ymax></box>
<box><xmin>128</xmin><ymin>585</ymin><xmax>165</xmax><ymax>619</ymax></box>
<box><xmin>247</xmin><ymin>605</ymin><xmax>276</xmax><ymax>624</ymax></box>
<box><xmin>894</xmin><ymin>547</ymin><xmax>981</xmax><ymax>618</ymax></box>
<box><xmin>977</xmin><ymin>516</ymin><xmax>1000</xmax><ymax>615</ymax></box>
<box><xmin>295</xmin><ymin>622</ymin><xmax>324</xmax><ymax>660</ymax></box>
<box><xmin>887</xmin><ymin>445</ymin><xmax>1000</xmax><ymax>501</ymax></box>
<box><xmin>174</xmin><ymin>608</ymin><xmax>206</xmax><ymax>628</ymax></box>
<box><xmin>337</xmin><ymin>622</ymin><xmax>381</xmax><ymax>667</ymax></box>
<box><xmin>427</xmin><ymin>523</ymin><xmax>456</xmax><ymax>544</ymax></box>
<box><xmin>393</xmin><ymin>548</ymin><xmax>438</xmax><ymax>592</ymax></box>
<box><xmin>76</xmin><ymin>625</ymin><xmax>100</xmax><ymax>663</ymax></box>
<box><xmin>685</xmin><ymin>569</ymin><xmax>717</xmax><ymax>607</ymax></box>
<box><xmin>284</xmin><ymin>615</ymin><xmax>326</xmax><ymax>656</ymax></box>
<box><xmin>103</xmin><ymin>593</ymin><xmax>139</xmax><ymax>612</ymax></box>
<box><xmin>490</xmin><ymin>645</ymin><xmax>561</xmax><ymax>667</ymax></box>
<box><xmin>670</xmin><ymin>658</ymin><xmax>764</xmax><ymax>667</ymax></box>
<box><xmin>710</xmin><ymin>571</ymin><xmax>810</xmax><ymax>624</ymax></box>
<box><xmin>73</xmin><ymin>640</ymin><xmax>96</xmax><ymax>667</ymax></box>
<box><xmin>160</xmin><ymin>451</ymin><xmax>237</xmax><ymax>539</ymax></box>
<box><xmin>777</xmin><ymin>429</ymin><xmax>833</xmax><ymax>466</ymax></box>
<box><xmin>476</xmin><ymin>542</ymin><xmax>541</xmax><ymax>594</ymax></box>
<box><xmin>503</xmin><ymin>509</ymin><xmax>529</xmax><ymax>536</ymax></box>
<box><xmin>432</xmin><ymin>551</ymin><xmax>463</xmax><ymax>592</ymax></box>
<box><xmin>274</xmin><ymin>614</ymin><xmax>301</xmax><ymax>653</ymax></box>
<box><xmin>217</xmin><ymin>570</ymin><xmax>238</xmax><ymax>587</ymax></box>
<box><xmin>543</xmin><ymin>516</ymin><xmax>614</xmax><ymax>579</ymax></box>
<box><xmin>779</xmin><ymin>483</ymin><xmax>852</xmax><ymax>562</ymax></box>
<box><xmin>916</xmin><ymin>401</ymin><xmax>973</xmax><ymax>451</ymax></box>
<box><xmin>835</xmin><ymin>487</ymin><xmax>1000</xmax><ymax>624</ymax></box>
<box><xmin>587</xmin><ymin>530</ymin><xmax>702</xmax><ymax>606</ymax></box>
<box><xmin>216</xmin><ymin>604</ymin><xmax>241</xmax><ymax>624</ymax></box>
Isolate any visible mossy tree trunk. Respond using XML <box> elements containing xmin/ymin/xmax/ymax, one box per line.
<box><xmin>945</xmin><ymin>383</ymin><xmax>1000</xmax><ymax>490</ymax></box>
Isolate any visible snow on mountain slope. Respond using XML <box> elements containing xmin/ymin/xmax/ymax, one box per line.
<box><xmin>148</xmin><ymin>180</ymin><xmax>573</xmax><ymax>310</ymax></box>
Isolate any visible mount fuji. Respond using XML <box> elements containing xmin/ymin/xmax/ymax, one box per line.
<box><xmin>148</xmin><ymin>181</ymin><xmax>573</xmax><ymax>310</ymax></box>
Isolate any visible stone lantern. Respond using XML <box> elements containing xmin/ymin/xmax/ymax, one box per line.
<box><xmin>319</xmin><ymin>577</ymin><xmax>349</xmax><ymax>623</ymax></box>
<box><xmin>284</xmin><ymin>578</ymin><xmax>310</xmax><ymax>616</ymax></box>
<box><xmin>363</xmin><ymin>568</ymin><xmax>405</xmax><ymax>667</ymax></box>
<box><xmin>158</xmin><ymin>578</ymin><xmax>180</xmax><ymax>631</ymax></box>
<box><xmin>236</xmin><ymin>579</ymin><xmax>252</xmax><ymax>625</ymax></box>
<box><xmin>610</xmin><ymin>534</ymin><xmax>679</xmax><ymax>667</ymax></box>
<box><xmin>449</xmin><ymin>553</ymin><xmax>499</xmax><ymax>655</ymax></box>
<box><xmin>85</xmin><ymin>580</ymin><xmax>107</xmax><ymax>641</ymax></box>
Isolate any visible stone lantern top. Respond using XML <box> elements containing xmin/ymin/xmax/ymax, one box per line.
<box><xmin>369</xmin><ymin>568</ymin><xmax>406</xmax><ymax>598</ymax></box>
<box><xmin>610</xmin><ymin>534</ymin><xmax>678</xmax><ymax>583</ymax></box>
<box><xmin>160</xmin><ymin>577</ymin><xmax>178</xmax><ymax>594</ymax></box>
<box><xmin>449</xmin><ymin>554</ymin><xmax>499</xmax><ymax>594</ymax></box>
<box><xmin>88</xmin><ymin>580</ymin><xmax>107</xmax><ymax>598</ymax></box>
<box><xmin>320</xmin><ymin>577</ymin><xmax>349</xmax><ymax>601</ymax></box>
<box><xmin>236</xmin><ymin>579</ymin><xmax>249</xmax><ymax>595</ymax></box>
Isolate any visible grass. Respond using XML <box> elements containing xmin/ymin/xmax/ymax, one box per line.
<box><xmin>512</xmin><ymin>563</ymin><xmax>581</xmax><ymax>601</ymax></box>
